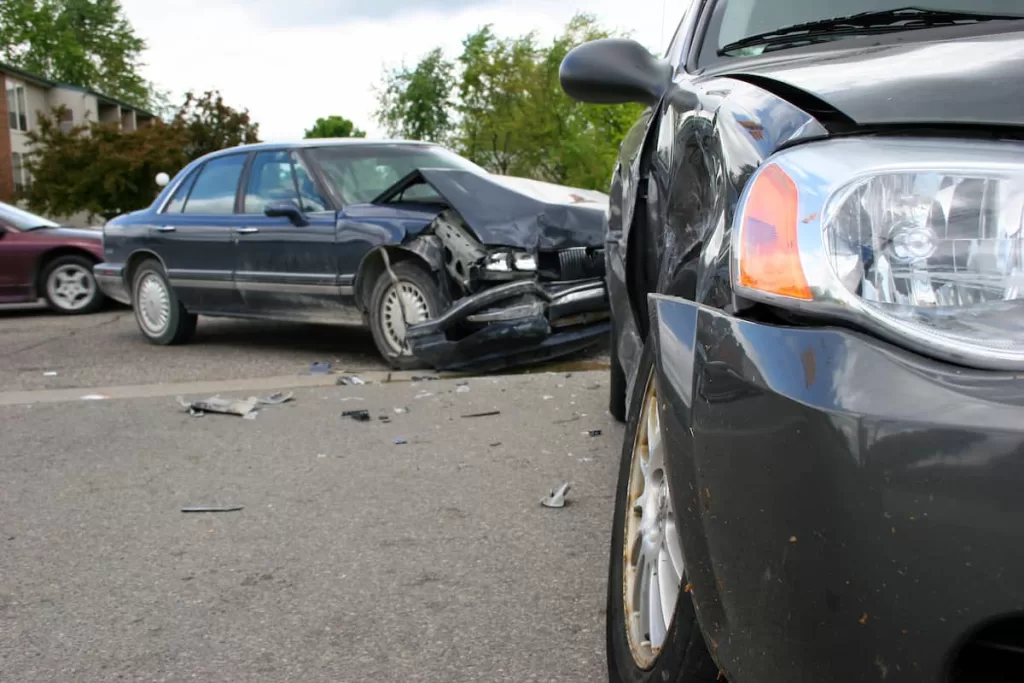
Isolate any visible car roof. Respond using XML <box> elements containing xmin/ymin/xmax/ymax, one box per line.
<box><xmin>201</xmin><ymin>138</ymin><xmax>440</xmax><ymax>161</ymax></box>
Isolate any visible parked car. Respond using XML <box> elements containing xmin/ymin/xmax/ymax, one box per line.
<box><xmin>0</xmin><ymin>201</ymin><xmax>107</xmax><ymax>314</ymax></box>
<box><xmin>561</xmin><ymin>2</ymin><xmax>1024</xmax><ymax>683</ymax></box>
<box><xmin>94</xmin><ymin>140</ymin><xmax>610</xmax><ymax>371</ymax></box>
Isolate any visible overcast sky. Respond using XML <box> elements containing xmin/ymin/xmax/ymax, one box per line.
<box><xmin>118</xmin><ymin>0</ymin><xmax>685</xmax><ymax>140</ymax></box>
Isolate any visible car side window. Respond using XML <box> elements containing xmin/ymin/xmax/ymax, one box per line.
<box><xmin>182</xmin><ymin>154</ymin><xmax>246</xmax><ymax>215</ymax></box>
<box><xmin>290</xmin><ymin>152</ymin><xmax>331</xmax><ymax>212</ymax></box>
<box><xmin>163</xmin><ymin>169</ymin><xmax>197</xmax><ymax>213</ymax></box>
<box><xmin>244</xmin><ymin>151</ymin><xmax>300</xmax><ymax>214</ymax></box>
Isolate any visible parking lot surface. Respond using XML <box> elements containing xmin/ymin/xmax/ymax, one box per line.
<box><xmin>0</xmin><ymin>370</ymin><xmax>621</xmax><ymax>682</ymax></box>
<box><xmin>0</xmin><ymin>307</ymin><xmax>608</xmax><ymax>392</ymax></box>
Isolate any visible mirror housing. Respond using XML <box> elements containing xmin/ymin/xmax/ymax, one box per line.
<box><xmin>560</xmin><ymin>38</ymin><xmax>674</xmax><ymax>107</ymax></box>
<box><xmin>264</xmin><ymin>199</ymin><xmax>309</xmax><ymax>226</ymax></box>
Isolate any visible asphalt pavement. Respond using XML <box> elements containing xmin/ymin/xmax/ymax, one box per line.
<box><xmin>0</xmin><ymin>363</ymin><xmax>623</xmax><ymax>681</ymax></box>
<box><xmin>0</xmin><ymin>306</ymin><xmax>608</xmax><ymax>392</ymax></box>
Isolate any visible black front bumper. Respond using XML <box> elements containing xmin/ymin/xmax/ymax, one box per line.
<box><xmin>405</xmin><ymin>278</ymin><xmax>609</xmax><ymax>372</ymax></box>
<box><xmin>649</xmin><ymin>294</ymin><xmax>1024</xmax><ymax>683</ymax></box>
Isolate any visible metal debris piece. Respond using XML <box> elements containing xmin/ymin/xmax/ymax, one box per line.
<box><xmin>541</xmin><ymin>483</ymin><xmax>571</xmax><ymax>509</ymax></box>
<box><xmin>379</xmin><ymin>415</ymin><xmax>391</xmax><ymax>423</ymax></box>
<box><xmin>258</xmin><ymin>391</ymin><xmax>294</xmax><ymax>405</ymax></box>
<box><xmin>461</xmin><ymin>410</ymin><xmax>501</xmax><ymax>419</ymax></box>
<box><xmin>586</xmin><ymin>429</ymin><xmax>602</xmax><ymax>437</ymax></box>
<box><xmin>181</xmin><ymin>506</ymin><xmax>244</xmax><ymax>513</ymax></box>
<box><xmin>310</xmin><ymin>361</ymin><xmax>332</xmax><ymax>374</ymax></box>
<box><xmin>490</xmin><ymin>442</ymin><xmax>502</xmax><ymax>447</ymax></box>
<box><xmin>337</xmin><ymin>376</ymin><xmax>366</xmax><ymax>386</ymax></box>
<box><xmin>414</xmin><ymin>391</ymin><xmax>434</xmax><ymax>399</ymax></box>
<box><xmin>395</xmin><ymin>438</ymin><xmax>408</xmax><ymax>445</ymax></box>
<box><xmin>43</xmin><ymin>371</ymin><xmax>57</xmax><ymax>377</ymax></box>
<box><xmin>394</xmin><ymin>407</ymin><xmax>408</xmax><ymax>414</ymax></box>
<box><xmin>177</xmin><ymin>395</ymin><xmax>259</xmax><ymax>418</ymax></box>
<box><xmin>342</xmin><ymin>409</ymin><xmax>371</xmax><ymax>422</ymax></box>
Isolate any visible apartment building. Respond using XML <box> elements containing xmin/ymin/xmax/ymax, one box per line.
<box><xmin>0</xmin><ymin>61</ymin><xmax>156</xmax><ymax>203</ymax></box>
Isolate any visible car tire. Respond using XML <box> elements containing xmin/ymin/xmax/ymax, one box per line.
<box><xmin>368</xmin><ymin>261</ymin><xmax>444</xmax><ymax>370</ymax></box>
<box><xmin>42</xmin><ymin>254</ymin><xmax>106</xmax><ymax>315</ymax></box>
<box><xmin>609</xmin><ymin>316</ymin><xmax>628</xmax><ymax>422</ymax></box>
<box><xmin>131</xmin><ymin>259</ymin><xmax>197</xmax><ymax>345</ymax></box>
<box><xmin>607</xmin><ymin>339</ymin><xmax>720</xmax><ymax>683</ymax></box>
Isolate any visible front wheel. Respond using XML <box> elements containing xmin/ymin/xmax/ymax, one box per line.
<box><xmin>607</xmin><ymin>339</ymin><xmax>720</xmax><ymax>683</ymax></box>
<box><xmin>42</xmin><ymin>255</ymin><xmax>106</xmax><ymax>315</ymax></box>
<box><xmin>131</xmin><ymin>259</ymin><xmax>197</xmax><ymax>345</ymax></box>
<box><xmin>367</xmin><ymin>261</ymin><xmax>443</xmax><ymax>370</ymax></box>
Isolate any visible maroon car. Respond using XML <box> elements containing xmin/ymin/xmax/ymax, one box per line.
<box><xmin>0</xmin><ymin>201</ymin><xmax>107</xmax><ymax>314</ymax></box>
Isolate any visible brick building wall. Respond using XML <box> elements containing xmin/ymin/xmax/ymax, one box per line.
<box><xmin>0</xmin><ymin>72</ymin><xmax>14</xmax><ymax>202</ymax></box>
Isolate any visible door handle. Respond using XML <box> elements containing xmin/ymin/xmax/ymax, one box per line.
<box><xmin>156</xmin><ymin>225</ymin><xmax>176</xmax><ymax>232</ymax></box>
<box><xmin>233</xmin><ymin>227</ymin><xmax>259</xmax><ymax>234</ymax></box>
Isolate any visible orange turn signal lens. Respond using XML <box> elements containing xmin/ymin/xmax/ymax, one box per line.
<box><xmin>737</xmin><ymin>163</ymin><xmax>812</xmax><ymax>301</ymax></box>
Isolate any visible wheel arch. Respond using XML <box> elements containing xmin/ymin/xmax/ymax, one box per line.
<box><xmin>34</xmin><ymin>247</ymin><xmax>101</xmax><ymax>299</ymax></box>
<box><xmin>353</xmin><ymin>244</ymin><xmax>442</xmax><ymax>313</ymax></box>
<box><xmin>123</xmin><ymin>250</ymin><xmax>169</xmax><ymax>302</ymax></box>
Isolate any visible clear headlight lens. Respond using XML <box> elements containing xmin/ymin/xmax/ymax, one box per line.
<box><xmin>732</xmin><ymin>137</ymin><xmax>1024</xmax><ymax>370</ymax></box>
<box><xmin>484</xmin><ymin>251</ymin><xmax>537</xmax><ymax>272</ymax></box>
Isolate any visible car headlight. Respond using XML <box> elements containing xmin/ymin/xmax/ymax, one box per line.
<box><xmin>732</xmin><ymin>137</ymin><xmax>1024</xmax><ymax>370</ymax></box>
<box><xmin>484</xmin><ymin>251</ymin><xmax>537</xmax><ymax>273</ymax></box>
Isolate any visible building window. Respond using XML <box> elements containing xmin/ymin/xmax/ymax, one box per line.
<box><xmin>59</xmin><ymin>108</ymin><xmax>74</xmax><ymax>133</ymax></box>
<box><xmin>6</xmin><ymin>80</ymin><xmax>28</xmax><ymax>132</ymax></box>
<box><xmin>11</xmin><ymin>152</ymin><xmax>29</xmax><ymax>192</ymax></box>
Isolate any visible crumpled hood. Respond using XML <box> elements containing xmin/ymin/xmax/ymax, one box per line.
<box><xmin>709</xmin><ymin>28</ymin><xmax>1024</xmax><ymax>128</ymax></box>
<box><xmin>380</xmin><ymin>168</ymin><xmax>608</xmax><ymax>251</ymax></box>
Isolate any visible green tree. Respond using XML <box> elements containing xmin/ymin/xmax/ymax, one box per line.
<box><xmin>21</xmin><ymin>90</ymin><xmax>261</xmax><ymax>220</ymax></box>
<box><xmin>20</xmin><ymin>106</ymin><xmax>189</xmax><ymax>221</ymax></box>
<box><xmin>375</xmin><ymin>47</ymin><xmax>455</xmax><ymax>143</ymax></box>
<box><xmin>173</xmin><ymin>90</ymin><xmax>260</xmax><ymax>162</ymax></box>
<box><xmin>372</xmin><ymin>13</ymin><xmax>644</xmax><ymax>192</ymax></box>
<box><xmin>0</xmin><ymin>0</ymin><xmax>154</xmax><ymax>109</ymax></box>
<box><xmin>304</xmin><ymin>115</ymin><xmax>366</xmax><ymax>139</ymax></box>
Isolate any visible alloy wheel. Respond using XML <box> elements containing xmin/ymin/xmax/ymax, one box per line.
<box><xmin>47</xmin><ymin>263</ymin><xmax>96</xmax><ymax>311</ymax></box>
<box><xmin>623</xmin><ymin>370</ymin><xmax>686</xmax><ymax>670</ymax></box>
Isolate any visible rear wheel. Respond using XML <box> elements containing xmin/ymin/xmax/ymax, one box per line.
<box><xmin>42</xmin><ymin>255</ymin><xmax>105</xmax><ymax>315</ymax></box>
<box><xmin>131</xmin><ymin>259</ymin><xmax>197</xmax><ymax>345</ymax></box>
<box><xmin>607</xmin><ymin>339</ymin><xmax>720</xmax><ymax>683</ymax></box>
<box><xmin>368</xmin><ymin>261</ymin><xmax>443</xmax><ymax>370</ymax></box>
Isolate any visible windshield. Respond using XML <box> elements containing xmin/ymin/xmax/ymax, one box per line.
<box><xmin>0</xmin><ymin>201</ymin><xmax>60</xmax><ymax>230</ymax></box>
<box><xmin>716</xmin><ymin>0</ymin><xmax>1024</xmax><ymax>55</ymax></box>
<box><xmin>307</xmin><ymin>144</ymin><xmax>487</xmax><ymax>205</ymax></box>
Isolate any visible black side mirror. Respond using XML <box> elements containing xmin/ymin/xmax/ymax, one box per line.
<box><xmin>559</xmin><ymin>38</ymin><xmax>674</xmax><ymax>106</ymax></box>
<box><xmin>264</xmin><ymin>199</ymin><xmax>308</xmax><ymax>226</ymax></box>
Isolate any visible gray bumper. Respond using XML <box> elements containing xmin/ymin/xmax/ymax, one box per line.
<box><xmin>93</xmin><ymin>263</ymin><xmax>130</xmax><ymax>305</ymax></box>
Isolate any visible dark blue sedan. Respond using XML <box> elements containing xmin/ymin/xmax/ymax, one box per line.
<box><xmin>94</xmin><ymin>140</ymin><xmax>610</xmax><ymax>370</ymax></box>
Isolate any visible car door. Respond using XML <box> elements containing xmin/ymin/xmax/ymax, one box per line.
<box><xmin>233</xmin><ymin>149</ymin><xmax>354</xmax><ymax>322</ymax></box>
<box><xmin>0</xmin><ymin>222</ymin><xmax>33</xmax><ymax>302</ymax></box>
<box><xmin>156</xmin><ymin>153</ymin><xmax>247</xmax><ymax>312</ymax></box>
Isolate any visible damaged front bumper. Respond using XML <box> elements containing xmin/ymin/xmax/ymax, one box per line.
<box><xmin>405</xmin><ymin>278</ymin><xmax>610</xmax><ymax>372</ymax></box>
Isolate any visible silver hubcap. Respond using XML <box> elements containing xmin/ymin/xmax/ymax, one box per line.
<box><xmin>380</xmin><ymin>281</ymin><xmax>430</xmax><ymax>355</ymax></box>
<box><xmin>47</xmin><ymin>264</ymin><xmax>95</xmax><ymax>310</ymax></box>
<box><xmin>623</xmin><ymin>371</ymin><xmax>685</xmax><ymax>670</ymax></box>
<box><xmin>136</xmin><ymin>273</ymin><xmax>171</xmax><ymax>336</ymax></box>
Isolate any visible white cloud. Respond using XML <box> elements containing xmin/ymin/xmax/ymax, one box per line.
<box><xmin>119</xmin><ymin>0</ymin><xmax>686</xmax><ymax>141</ymax></box>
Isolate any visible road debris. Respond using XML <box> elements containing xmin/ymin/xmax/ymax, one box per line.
<box><xmin>310</xmin><ymin>361</ymin><xmax>332</xmax><ymax>374</ymax></box>
<box><xmin>43</xmin><ymin>371</ymin><xmax>57</xmax><ymax>377</ymax></box>
<box><xmin>461</xmin><ymin>410</ymin><xmax>501</xmax><ymax>419</ymax></box>
<box><xmin>395</xmin><ymin>438</ymin><xmax>408</xmax><ymax>445</ymax></box>
<box><xmin>414</xmin><ymin>391</ymin><xmax>434</xmax><ymax>399</ymax></box>
<box><xmin>541</xmin><ymin>483</ymin><xmax>571</xmax><ymax>508</ymax></box>
<box><xmin>585</xmin><ymin>429</ymin><xmax>602</xmax><ymax>437</ymax></box>
<box><xmin>456</xmin><ymin>385</ymin><xmax>470</xmax><ymax>393</ymax></box>
<box><xmin>490</xmin><ymin>442</ymin><xmax>502</xmax><ymax>447</ymax></box>
<box><xmin>177</xmin><ymin>391</ymin><xmax>294</xmax><ymax>418</ymax></box>
<box><xmin>181</xmin><ymin>505</ymin><xmax>244</xmax><ymax>513</ymax></box>
<box><xmin>342</xmin><ymin>409</ymin><xmax>371</xmax><ymax>422</ymax></box>
<box><xmin>411</xmin><ymin>375</ymin><xmax>438</xmax><ymax>382</ymax></box>
<box><xmin>80</xmin><ymin>394</ymin><xmax>110</xmax><ymax>400</ymax></box>
<box><xmin>379</xmin><ymin>415</ymin><xmax>391</xmax><ymax>423</ymax></box>
<box><xmin>542</xmin><ymin>395</ymin><xmax>554</xmax><ymax>400</ymax></box>
<box><xmin>394</xmin><ymin>407</ymin><xmax>409</xmax><ymax>414</ymax></box>
<box><xmin>337</xmin><ymin>376</ymin><xmax>366</xmax><ymax>386</ymax></box>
